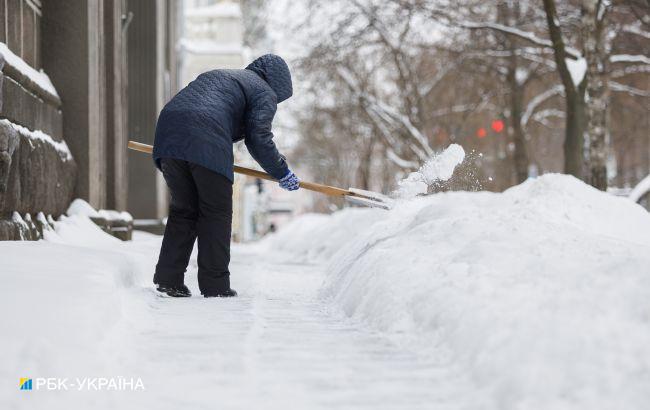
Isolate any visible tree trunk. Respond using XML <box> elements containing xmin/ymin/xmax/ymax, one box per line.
<box><xmin>543</xmin><ymin>0</ymin><xmax>587</xmax><ymax>179</ymax></box>
<box><xmin>582</xmin><ymin>0</ymin><xmax>610</xmax><ymax>191</ymax></box>
<box><xmin>357</xmin><ymin>138</ymin><xmax>375</xmax><ymax>190</ymax></box>
<box><xmin>564</xmin><ymin>93</ymin><xmax>587</xmax><ymax>178</ymax></box>
<box><xmin>497</xmin><ymin>2</ymin><xmax>528</xmax><ymax>184</ymax></box>
<box><xmin>503</xmin><ymin>2</ymin><xmax>529</xmax><ymax>184</ymax></box>
<box><xmin>507</xmin><ymin>62</ymin><xmax>529</xmax><ymax>183</ymax></box>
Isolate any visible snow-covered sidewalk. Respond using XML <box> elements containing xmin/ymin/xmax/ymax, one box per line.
<box><xmin>2</xmin><ymin>174</ymin><xmax>650</xmax><ymax>409</ymax></box>
<box><xmin>1</xmin><ymin>218</ymin><xmax>472</xmax><ymax>410</ymax></box>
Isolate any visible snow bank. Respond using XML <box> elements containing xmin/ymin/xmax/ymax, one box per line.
<box><xmin>66</xmin><ymin>198</ymin><xmax>100</xmax><ymax>218</ymax></box>
<box><xmin>267</xmin><ymin>174</ymin><xmax>650</xmax><ymax>409</ymax></box>
<box><xmin>0</xmin><ymin>209</ymin><xmax>161</xmax><ymax>408</ymax></box>
<box><xmin>260</xmin><ymin>209</ymin><xmax>385</xmax><ymax>263</ymax></box>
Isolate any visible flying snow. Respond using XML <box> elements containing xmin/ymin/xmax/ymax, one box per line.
<box><xmin>396</xmin><ymin>143</ymin><xmax>466</xmax><ymax>198</ymax></box>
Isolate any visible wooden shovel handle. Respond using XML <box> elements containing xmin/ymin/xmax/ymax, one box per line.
<box><xmin>128</xmin><ymin>140</ymin><xmax>155</xmax><ymax>154</ymax></box>
<box><xmin>127</xmin><ymin>141</ymin><xmax>351</xmax><ymax>197</ymax></box>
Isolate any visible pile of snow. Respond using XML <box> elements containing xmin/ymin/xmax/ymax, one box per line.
<box><xmin>1</xmin><ymin>209</ymin><xmax>163</xmax><ymax>408</ymax></box>
<box><xmin>396</xmin><ymin>143</ymin><xmax>465</xmax><ymax>198</ymax></box>
<box><xmin>66</xmin><ymin>198</ymin><xmax>101</xmax><ymax>218</ymax></box>
<box><xmin>66</xmin><ymin>198</ymin><xmax>133</xmax><ymax>222</ymax></box>
<box><xmin>260</xmin><ymin>209</ymin><xmax>385</xmax><ymax>263</ymax></box>
<box><xmin>266</xmin><ymin>174</ymin><xmax>650</xmax><ymax>409</ymax></box>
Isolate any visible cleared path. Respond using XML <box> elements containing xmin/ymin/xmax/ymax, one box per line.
<box><xmin>1</xmin><ymin>235</ymin><xmax>475</xmax><ymax>410</ymax></box>
<box><xmin>124</xmin><ymin>244</ymin><xmax>474</xmax><ymax>409</ymax></box>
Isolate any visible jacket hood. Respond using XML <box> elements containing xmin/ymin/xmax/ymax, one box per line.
<box><xmin>245</xmin><ymin>54</ymin><xmax>293</xmax><ymax>103</ymax></box>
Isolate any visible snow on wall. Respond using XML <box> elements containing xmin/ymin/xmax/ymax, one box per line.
<box><xmin>1</xmin><ymin>119</ymin><xmax>72</xmax><ymax>161</ymax></box>
<box><xmin>265</xmin><ymin>173</ymin><xmax>650</xmax><ymax>409</ymax></box>
<box><xmin>0</xmin><ymin>42</ymin><xmax>59</xmax><ymax>99</ymax></box>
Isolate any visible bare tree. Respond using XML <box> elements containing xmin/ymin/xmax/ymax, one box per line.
<box><xmin>273</xmin><ymin>0</ymin><xmax>649</xmax><ymax>202</ymax></box>
<box><xmin>459</xmin><ymin>0</ymin><xmax>648</xmax><ymax>189</ymax></box>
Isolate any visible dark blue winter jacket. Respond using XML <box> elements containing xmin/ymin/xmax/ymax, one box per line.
<box><xmin>153</xmin><ymin>54</ymin><xmax>293</xmax><ymax>182</ymax></box>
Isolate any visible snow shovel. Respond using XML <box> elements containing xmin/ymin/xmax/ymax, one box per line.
<box><xmin>127</xmin><ymin>141</ymin><xmax>392</xmax><ymax>209</ymax></box>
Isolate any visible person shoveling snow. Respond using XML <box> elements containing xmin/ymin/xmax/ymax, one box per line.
<box><xmin>152</xmin><ymin>54</ymin><xmax>300</xmax><ymax>298</ymax></box>
<box><xmin>149</xmin><ymin>64</ymin><xmax>469</xmax><ymax>299</ymax></box>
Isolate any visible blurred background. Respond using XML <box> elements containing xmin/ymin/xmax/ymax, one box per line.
<box><xmin>0</xmin><ymin>0</ymin><xmax>648</xmax><ymax>242</ymax></box>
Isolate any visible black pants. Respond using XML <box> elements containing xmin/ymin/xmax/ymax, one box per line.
<box><xmin>154</xmin><ymin>158</ymin><xmax>233</xmax><ymax>295</ymax></box>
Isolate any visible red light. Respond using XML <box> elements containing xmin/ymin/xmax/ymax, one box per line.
<box><xmin>491</xmin><ymin>120</ymin><xmax>504</xmax><ymax>133</ymax></box>
<box><xmin>477</xmin><ymin>128</ymin><xmax>487</xmax><ymax>138</ymax></box>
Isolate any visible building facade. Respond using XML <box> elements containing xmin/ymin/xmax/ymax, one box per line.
<box><xmin>0</xmin><ymin>0</ymin><xmax>180</xmax><ymax>240</ymax></box>
<box><xmin>126</xmin><ymin>0</ymin><xmax>182</xmax><ymax>219</ymax></box>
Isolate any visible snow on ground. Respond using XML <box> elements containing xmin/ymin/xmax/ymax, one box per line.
<box><xmin>2</xmin><ymin>174</ymin><xmax>650</xmax><ymax>409</ymax></box>
<box><xmin>264</xmin><ymin>173</ymin><xmax>650</xmax><ymax>409</ymax></box>
<box><xmin>1</xmin><ymin>209</ymin><xmax>472</xmax><ymax>409</ymax></box>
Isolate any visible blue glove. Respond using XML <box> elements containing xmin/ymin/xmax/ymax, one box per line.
<box><xmin>279</xmin><ymin>171</ymin><xmax>300</xmax><ymax>191</ymax></box>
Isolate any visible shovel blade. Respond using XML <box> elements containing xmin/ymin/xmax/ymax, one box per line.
<box><xmin>346</xmin><ymin>188</ymin><xmax>394</xmax><ymax>210</ymax></box>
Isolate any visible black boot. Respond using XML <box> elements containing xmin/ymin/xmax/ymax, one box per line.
<box><xmin>155</xmin><ymin>283</ymin><xmax>192</xmax><ymax>297</ymax></box>
<box><xmin>204</xmin><ymin>288</ymin><xmax>237</xmax><ymax>298</ymax></box>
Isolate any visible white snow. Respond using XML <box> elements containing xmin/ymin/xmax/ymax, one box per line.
<box><xmin>0</xmin><ymin>42</ymin><xmax>59</xmax><ymax>99</ymax></box>
<box><xmin>566</xmin><ymin>57</ymin><xmax>587</xmax><ymax>87</ymax></box>
<box><xmin>265</xmin><ymin>173</ymin><xmax>650</xmax><ymax>409</ymax></box>
<box><xmin>610</xmin><ymin>54</ymin><xmax>650</xmax><ymax>65</ymax></box>
<box><xmin>460</xmin><ymin>21</ymin><xmax>581</xmax><ymax>59</ymax></box>
<box><xmin>66</xmin><ymin>198</ymin><xmax>133</xmax><ymax>222</ymax></box>
<box><xmin>2</xmin><ymin>174</ymin><xmax>650</xmax><ymax>409</ymax></box>
<box><xmin>2</xmin><ymin>210</ymin><xmax>472</xmax><ymax>409</ymax></box>
<box><xmin>1</xmin><ymin>119</ymin><xmax>73</xmax><ymax>161</ymax></box>
<box><xmin>97</xmin><ymin>209</ymin><xmax>133</xmax><ymax>222</ymax></box>
<box><xmin>396</xmin><ymin>143</ymin><xmax>465</xmax><ymax>198</ymax></box>
<box><xmin>66</xmin><ymin>198</ymin><xmax>100</xmax><ymax>218</ymax></box>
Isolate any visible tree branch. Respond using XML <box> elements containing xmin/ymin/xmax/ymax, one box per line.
<box><xmin>610</xmin><ymin>81</ymin><xmax>650</xmax><ymax>97</ymax></box>
<box><xmin>611</xmin><ymin>54</ymin><xmax>650</xmax><ymax>65</ymax></box>
<box><xmin>460</xmin><ymin>21</ymin><xmax>581</xmax><ymax>59</ymax></box>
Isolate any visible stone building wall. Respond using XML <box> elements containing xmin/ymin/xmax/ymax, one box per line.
<box><xmin>1</xmin><ymin>0</ymin><xmax>181</xmax><ymax>240</ymax></box>
<box><xmin>0</xmin><ymin>0</ymin><xmax>77</xmax><ymax>240</ymax></box>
